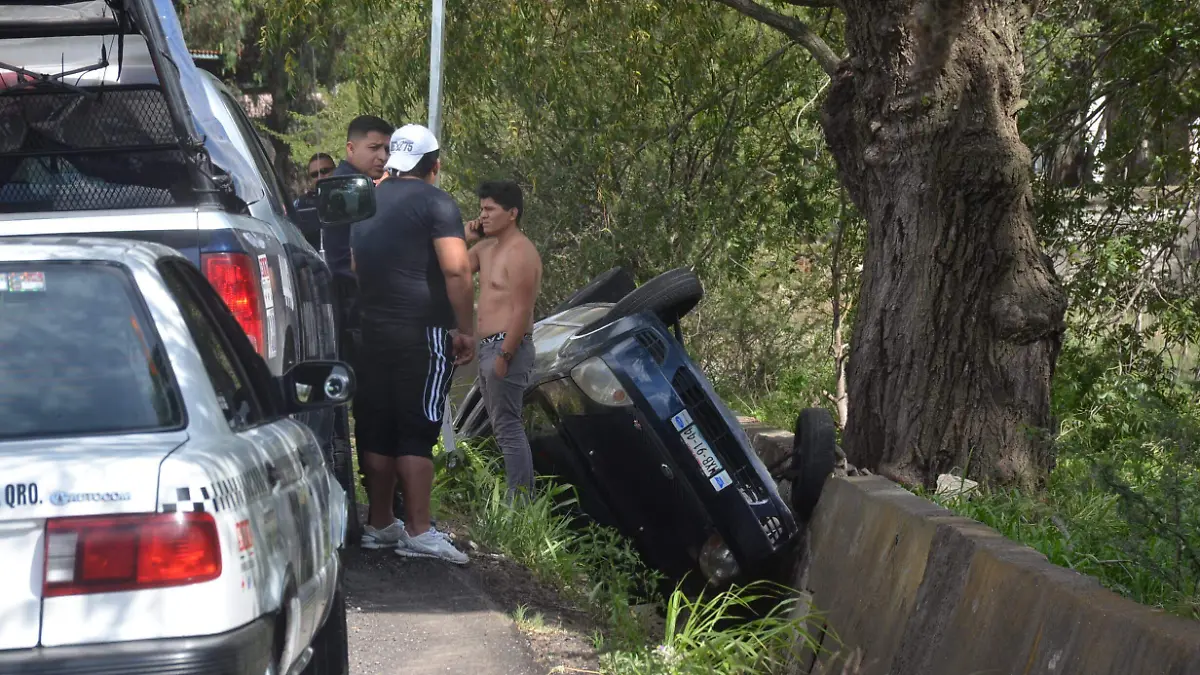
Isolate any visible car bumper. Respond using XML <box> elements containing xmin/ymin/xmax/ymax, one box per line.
<box><xmin>0</xmin><ymin>616</ymin><xmax>273</xmax><ymax>675</ymax></box>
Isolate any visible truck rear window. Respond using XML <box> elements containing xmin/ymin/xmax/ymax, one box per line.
<box><xmin>0</xmin><ymin>261</ymin><xmax>183</xmax><ymax>439</ymax></box>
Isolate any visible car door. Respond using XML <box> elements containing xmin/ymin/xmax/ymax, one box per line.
<box><xmin>157</xmin><ymin>260</ymin><xmax>332</xmax><ymax>668</ymax></box>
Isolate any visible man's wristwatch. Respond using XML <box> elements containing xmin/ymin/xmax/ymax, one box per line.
<box><xmin>500</xmin><ymin>349</ymin><xmax>515</xmax><ymax>363</ymax></box>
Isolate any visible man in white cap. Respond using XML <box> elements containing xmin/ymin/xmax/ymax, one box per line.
<box><xmin>349</xmin><ymin>123</ymin><xmax>474</xmax><ymax>564</ymax></box>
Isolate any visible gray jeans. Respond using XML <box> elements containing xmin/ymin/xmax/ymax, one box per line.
<box><xmin>478</xmin><ymin>336</ymin><xmax>536</xmax><ymax>497</ymax></box>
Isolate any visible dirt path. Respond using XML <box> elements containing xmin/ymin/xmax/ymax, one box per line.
<box><xmin>344</xmin><ymin>547</ymin><xmax>544</xmax><ymax>675</ymax></box>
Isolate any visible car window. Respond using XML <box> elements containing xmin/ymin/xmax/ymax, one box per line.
<box><xmin>159</xmin><ymin>263</ymin><xmax>265</xmax><ymax>430</ymax></box>
<box><xmin>217</xmin><ymin>91</ymin><xmax>292</xmax><ymax>214</ymax></box>
<box><xmin>0</xmin><ymin>262</ymin><xmax>183</xmax><ymax>440</ymax></box>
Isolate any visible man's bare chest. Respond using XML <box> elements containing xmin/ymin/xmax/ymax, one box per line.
<box><xmin>479</xmin><ymin>245</ymin><xmax>515</xmax><ymax>291</ymax></box>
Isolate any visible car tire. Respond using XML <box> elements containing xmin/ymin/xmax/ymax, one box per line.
<box><xmin>332</xmin><ymin>438</ymin><xmax>361</xmax><ymax>547</ymax></box>
<box><xmin>547</xmin><ymin>266</ymin><xmax>637</xmax><ymax>317</ymax></box>
<box><xmin>789</xmin><ymin>408</ymin><xmax>837</xmax><ymax>522</ymax></box>
<box><xmin>581</xmin><ymin>267</ymin><xmax>703</xmax><ymax>332</ymax></box>
<box><xmin>303</xmin><ymin>581</ymin><xmax>349</xmax><ymax>675</ymax></box>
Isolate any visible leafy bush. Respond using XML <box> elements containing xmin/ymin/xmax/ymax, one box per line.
<box><xmin>932</xmin><ymin>341</ymin><xmax>1200</xmax><ymax>619</ymax></box>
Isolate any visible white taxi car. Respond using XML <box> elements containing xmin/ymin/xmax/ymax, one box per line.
<box><xmin>0</xmin><ymin>237</ymin><xmax>352</xmax><ymax>675</ymax></box>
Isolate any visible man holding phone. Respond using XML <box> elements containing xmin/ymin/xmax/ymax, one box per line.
<box><xmin>466</xmin><ymin>180</ymin><xmax>543</xmax><ymax>499</ymax></box>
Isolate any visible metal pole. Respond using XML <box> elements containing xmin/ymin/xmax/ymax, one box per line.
<box><xmin>428</xmin><ymin>0</ymin><xmax>460</xmax><ymax>460</ymax></box>
<box><xmin>428</xmin><ymin>0</ymin><xmax>445</xmax><ymax>141</ymax></box>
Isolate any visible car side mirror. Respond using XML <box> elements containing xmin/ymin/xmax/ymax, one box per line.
<box><xmin>281</xmin><ymin>360</ymin><xmax>356</xmax><ymax>412</ymax></box>
<box><xmin>316</xmin><ymin>175</ymin><xmax>375</xmax><ymax>227</ymax></box>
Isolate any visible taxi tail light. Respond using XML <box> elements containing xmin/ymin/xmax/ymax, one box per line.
<box><xmin>201</xmin><ymin>252</ymin><xmax>265</xmax><ymax>355</ymax></box>
<box><xmin>43</xmin><ymin>513</ymin><xmax>222</xmax><ymax>597</ymax></box>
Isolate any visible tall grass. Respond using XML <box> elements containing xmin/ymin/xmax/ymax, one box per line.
<box><xmin>600</xmin><ymin>580</ymin><xmax>825</xmax><ymax>675</ymax></box>
<box><xmin>434</xmin><ymin>441</ymin><xmax>661</xmax><ymax>648</ymax></box>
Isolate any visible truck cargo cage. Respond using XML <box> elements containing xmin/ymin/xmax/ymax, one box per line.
<box><xmin>0</xmin><ymin>0</ymin><xmax>266</xmax><ymax>214</ymax></box>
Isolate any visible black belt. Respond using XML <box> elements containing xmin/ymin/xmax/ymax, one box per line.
<box><xmin>480</xmin><ymin>331</ymin><xmax>532</xmax><ymax>346</ymax></box>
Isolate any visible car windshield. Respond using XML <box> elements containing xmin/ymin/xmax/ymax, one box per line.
<box><xmin>0</xmin><ymin>261</ymin><xmax>183</xmax><ymax>440</ymax></box>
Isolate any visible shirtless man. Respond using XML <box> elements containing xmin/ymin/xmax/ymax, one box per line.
<box><xmin>466</xmin><ymin>180</ymin><xmax>543</xmax><ymax>498</ymax></box>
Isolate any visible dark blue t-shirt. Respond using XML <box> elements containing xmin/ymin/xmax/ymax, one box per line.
<box><xmin>322</xmin><ymin>160</ymin><xmax>362</xmax><ymax>280</ymax></box>
<box><xmin>350</xmin><ymin>178</ymin><xmax>465</xmax><ymax>337</ymax></box>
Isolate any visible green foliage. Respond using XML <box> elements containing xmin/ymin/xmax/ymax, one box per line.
<box><xmin>931</xmin><ymin>342</ymin><xmax>1200</xmax><ymax>619</ymax></box>
<box><xmin>435</xmin><ymin>440</ymin><xmax>662</xmax><ymax>648</ymax></box>
<box><xmin>601</xmin><ymin>580</ymin><xmax>820</xmax><ymax>675</ymax></box>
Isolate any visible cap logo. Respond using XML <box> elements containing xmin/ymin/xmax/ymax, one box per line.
<box><xmin>391</xmin><ymin>139</ymin><xmax>414</xmax><ymax>153</ymax></box>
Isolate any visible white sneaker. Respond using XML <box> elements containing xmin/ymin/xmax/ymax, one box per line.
<box><xmin>361</xmin><ymin>520</ymin><xmax>407</xmax><ymax>549</ymax></box>
<box><xmin>396</xmin><ymin>526</ymin><xmax>469</xmax><ymax>565</ymax></box>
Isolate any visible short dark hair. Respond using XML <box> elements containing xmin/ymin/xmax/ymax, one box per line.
<box><xmin>392</xmin><ymin>149</ymin><xmax>440</xmax><ymax>180</ymax></box>
<box><xmin>477</xmin><ymin>180</ymin><xmax>523</xmax><ymax>222</ymax></box>
<box><xmin>308</xmin><ymin>152</ymin><xmax>334</xmax><ymax>165</ymax></box>
<box><xmin>346</xmin><ymin>115</ymin><xmax>392</xmax><ymax>142</ymax></box>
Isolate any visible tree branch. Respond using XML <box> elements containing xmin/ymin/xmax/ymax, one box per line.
<box><xmin>781</xmin><ymin>0</ymin><xmax>837</xmax><ymax>6</ymax></box>
<box><xmin>710</xmin><ymin>0</ymin><xmax>841</xmax><ymax>76</ymax></box>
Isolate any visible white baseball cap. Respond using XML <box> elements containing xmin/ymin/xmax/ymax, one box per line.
<box><xmin>384</xmin><ymin>123</ymin><xmax>440</xmax><ymax>173</ymax></box>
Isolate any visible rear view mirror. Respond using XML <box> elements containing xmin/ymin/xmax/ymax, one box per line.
<box><xmin>316</xmin><ymin>175</ymin><xmax>376</xmax><ymax>226</ymax></box>
<box><xmin>282</xmin><ymin>360</ymin><xmax>356</xmax><ymax>412</ymax></box>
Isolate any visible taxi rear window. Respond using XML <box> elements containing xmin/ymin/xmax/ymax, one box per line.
<box><xmin>0</xmin><ymin>261</ymin><xmax>183</xmax><ymax>440</ymax></box>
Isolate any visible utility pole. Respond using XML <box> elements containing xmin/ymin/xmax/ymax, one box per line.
<box><xmin>428</xmin><ymin>0</ymin><xmax>460</xmax><ymax>460</ymax></box>
<box><xmin>428</xmin><ymin>0</ymin><xmax>445</xmax><ymax>141</ymax></box>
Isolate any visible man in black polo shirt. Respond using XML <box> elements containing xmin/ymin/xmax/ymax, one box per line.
<box><xmin>351</xmin><ymin>123</ymin><xmax>474</xmax><ymax>564</ymax></box>
<box><xmin>324</xmin><ymin>117</ymin><xmax>390</xmax><ymax>480</ymax></box>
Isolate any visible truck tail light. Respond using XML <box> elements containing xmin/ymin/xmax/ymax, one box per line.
<box><xmin>44</xmin><ymin>513</ymin><xmax>221</xmax><ymax>597</ymax></box>
<box><xmin>201</xmin><ymin>252</ymin><xmax>265</xmax><ymax>355</ymax></box>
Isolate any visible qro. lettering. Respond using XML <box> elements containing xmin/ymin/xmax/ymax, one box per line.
<box><xmin>4</xmin><ymin>483</ymin><xmax>39</xmax><ymax>508</ymax></box>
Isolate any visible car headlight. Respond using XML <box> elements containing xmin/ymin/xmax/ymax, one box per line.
<box><xmin>569</xmin><ymin>356</ymin><xmax>632</xmax><ymax>407</ymax></box>
<box><xmin>698</xmin><ymin>533</ymin><xmax>740</xmax><ymax>586</ymax></box>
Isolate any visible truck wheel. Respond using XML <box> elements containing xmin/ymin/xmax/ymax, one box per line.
<box><xmin>789</xmin><ymin>408</ymin><xmax>837</xmax><ymax>522</ymax></box>
<box><xmin>303</xmin><ymin>583</ymin><xmax>349</xmax><ymax>675</ymax></box>
<box><xmin>580</xmin><ymin>268</ymin><xmax>703</xmax><ymax>333</ymax></box>
<box><xmin>547</xmin><ymin>267</ymin><xmax>636</xmax><ymax>317</ymax></box>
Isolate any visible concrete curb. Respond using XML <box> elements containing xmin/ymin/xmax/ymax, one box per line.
<box><xmin>739</xmin><ymin>419</ymin><xmax>1200</xmax><ymax>675</ymax></box>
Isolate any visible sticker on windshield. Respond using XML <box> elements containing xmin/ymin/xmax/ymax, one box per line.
<box><xmin>671</xmin><ymin>409</ymin><xmax>694</xmax><ymax>432</ymax></box>
<box><xmin>7</xmin><ymin>272</ymin><xmax>45</xmax><ymax>292</ymax></box>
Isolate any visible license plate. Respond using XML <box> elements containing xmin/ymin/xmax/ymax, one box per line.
<box><xmin>673</xmin><ymin>411</ymin><xmax>733</xmax><ymax>492</ymax></box>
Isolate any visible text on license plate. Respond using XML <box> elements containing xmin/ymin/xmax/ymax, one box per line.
<box><xmin>671</xmin><ymin>410</ymin><xmax>733</xmax><ymax>492</ymax></box>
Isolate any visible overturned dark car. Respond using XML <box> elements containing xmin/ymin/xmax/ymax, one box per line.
<box><xmin>455</xmin><ymin>268</ymin><xmax>836</xmax><ymax>587</ymax></box>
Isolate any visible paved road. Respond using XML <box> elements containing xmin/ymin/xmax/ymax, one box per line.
<box><xmin>343</xmin><ymin>546</ymin><xmax>543</xmax><ymax>675</ymax></box>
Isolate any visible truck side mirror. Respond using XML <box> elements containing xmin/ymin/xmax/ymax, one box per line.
<box><xmin>282</xmin><ymin>360</ymin><xmax>356</xmax><ymax>412</ymax></box>
<box><xmin>316</xmin><ymin>175</ymin><xmax>376</xmax><ymax>226</ymax></box>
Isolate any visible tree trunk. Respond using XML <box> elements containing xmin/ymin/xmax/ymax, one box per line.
<box><xmin>822</xmin><ymin>0</ymin><xmax>1067</xmax><ymax>488</ymax></box>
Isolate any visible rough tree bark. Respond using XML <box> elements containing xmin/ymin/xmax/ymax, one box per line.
<box><xmin>714</xmin><ymin>0</ymin><xmax>1067</xmax><ymax>488</ymax></box>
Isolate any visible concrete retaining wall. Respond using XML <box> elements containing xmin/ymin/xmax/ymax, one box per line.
<box><xmin>739</xmin><ymin>419</ymin><xmax>1200</xmax><ymax>675</ymax></box>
